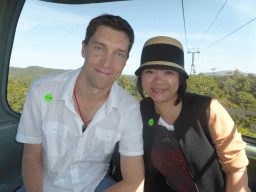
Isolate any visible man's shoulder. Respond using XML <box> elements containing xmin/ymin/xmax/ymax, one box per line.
<box><xmin>27</xmin><ymin>69</ymin><xmax>80</xmax><ymax>100</ymax></box>
<box><xmin>112</xmin><ymin>82</ymin><xmax>140</xmax><ymax>113</ymax></box>
<box><xmin>32</xmin><ymin>70</ymin><xmax>72</xmax><ymax>86</ymax></box>
<box><xmin>31</xmin><ymin>69</ymin><xmax>80</xmax><ymax>92</ymax></box>
<box><xmin>114</xmin><ymin>82</ymin><xmax>139</xmax><ymax>105</ymax></box>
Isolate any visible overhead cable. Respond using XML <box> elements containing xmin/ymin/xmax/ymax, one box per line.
<box><xmin>196</xmin><ymin>0</ymin><xmax>228</xmax><ymax>47</ymax></box>
<box><xmin>181</xmin><ymin>0</ymin><xmax>188</xmax><ymax>49</ymax></box>
<box><xmin>201</xmin><ymin>17</ymin><xmax>256</xmax><ymax>51</ymax></box>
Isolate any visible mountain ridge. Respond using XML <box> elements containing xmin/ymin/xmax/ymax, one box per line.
<box><xmin>9</xmin><ymin>66</ymin><xmax>71</xmax><ymax>80</ymax></box>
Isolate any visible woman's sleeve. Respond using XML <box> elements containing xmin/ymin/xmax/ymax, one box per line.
<box><xmin>208</xmin><ymin>99</ymin><xmax>249</xmax><ymax>172</ymax></box>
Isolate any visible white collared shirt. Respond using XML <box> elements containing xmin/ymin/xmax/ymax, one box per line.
<box><xmin>16</xmin><ymin>68</ymin><xmax>144</xmax><ymax>192</ymax></box>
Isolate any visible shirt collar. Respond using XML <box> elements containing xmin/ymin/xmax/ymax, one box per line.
<box><xmin>105</xmin><ymin>81</ymin><xmax>121</xmax><ymax>113</ymax></box>
<box><xmin>59</xmin><ymin>67</ymin><xmax>82</xmax><ymax>102</ymax></box>
<box><xmin>59</xmin><ymin>67</ymin><xmax>121</xmax><ymax>113</ymax></box>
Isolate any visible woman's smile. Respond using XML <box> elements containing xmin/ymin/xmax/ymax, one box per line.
<box><xmin>151</xmin><ymin>88</ymin><xmax>167</xmax><ymax>94</ymax></box>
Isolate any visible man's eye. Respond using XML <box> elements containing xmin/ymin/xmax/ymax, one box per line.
<box><xmin>117</xmin><ymin>53</ymin><xmax>124</xmax><ymax>57</ymax></box>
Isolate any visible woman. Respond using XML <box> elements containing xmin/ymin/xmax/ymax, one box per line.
<box><xmin>135</xmin><ymin>36</ymin><xmax>250</xmax><ymax>192</ymax></box>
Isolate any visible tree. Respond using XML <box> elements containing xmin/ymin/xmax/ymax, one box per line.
<box><xmin>117</xmin><ymin>75</ymin><xmax>143</xmax><ymax>102</ymax></box>
<box><xmin>230</xmin><ymin>91</ymin><xmax>256</xmax><ymax>110</ymax></box>
<box><xmin>187</xmin><ymin>74</ymin><xmax>221</xmax><ymax>98</ymax></box>
<box><xmin>117</xmin><ymin>75</ymin><xmax>131</xmax><ymax>93</ymax></box>
<box><xmin>248</xmin><ymin>74</ymin><xmax>256</xmax><ymax>97</ymax></box>
<box><xmin>235</xmin><ymin>76</ymin><xmax>251</xmax><ymax>92</ymax></box>
<box><xmin>7</xmin><ymin>78</ymin><xmax>31</xmax><ymax>113</ymax></box>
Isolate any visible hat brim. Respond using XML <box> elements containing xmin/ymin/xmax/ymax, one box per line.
<box><xmin>135</xmin><ymin>64</ymin><xmax>189</xmax><ymax>79</ymax></box>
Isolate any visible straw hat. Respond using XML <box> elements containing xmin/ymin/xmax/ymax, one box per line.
<box><xmin>135</xmin><ymin>36</ymin><xmax>189</xmax><ymax>79</ymax></box>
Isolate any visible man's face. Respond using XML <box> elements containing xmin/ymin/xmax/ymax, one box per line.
<box><xmin>82</xmin><ymin>25</ymin><xmax>130</xmax><ymax>90</ymax></box>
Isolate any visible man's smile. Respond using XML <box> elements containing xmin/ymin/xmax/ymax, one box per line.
<box><xmin>95</xmin><ymin>69</ymin><xmax>111</xmax><ymax>76</ymax></box>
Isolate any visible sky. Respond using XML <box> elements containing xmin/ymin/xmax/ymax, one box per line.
<box><xmin>10</xmin><ymin>0</ymin><xmax>256</xmax><ymax>75</ymax></box>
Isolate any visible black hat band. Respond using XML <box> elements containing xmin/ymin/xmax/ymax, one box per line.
<box><xmin>141</xmin><ymin>43</ymin><xmax>184</xmax><ymax>68</ymax></box>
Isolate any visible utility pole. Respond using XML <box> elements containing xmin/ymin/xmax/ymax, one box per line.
<box><xmin>187</xmin><ymin>48</ymin><xmax>200</xmax><ymax>75</ymax></box>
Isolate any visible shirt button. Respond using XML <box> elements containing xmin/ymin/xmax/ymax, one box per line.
<box><xmin>53</xmin><ymin>128</ymin><xmax>57</xmax><ymax>131</ymax></box>
<box><xmin>77</xmin><ymin>155</ymin><xmax>81</xmax><ymax>159</ymax></box>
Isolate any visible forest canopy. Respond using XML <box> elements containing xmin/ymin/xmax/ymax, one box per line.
<box><xmin>7</xmin><ymin>67</ymin><xmax>256</xmax><ymax>137</ymax></box>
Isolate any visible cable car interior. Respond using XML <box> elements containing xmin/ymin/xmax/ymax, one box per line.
<box><xmin>0</xmin><ymin>0</ymin><xmax>256</xmax><ymax>191</ymax></box>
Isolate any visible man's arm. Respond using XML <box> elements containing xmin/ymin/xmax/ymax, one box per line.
<box><xmin>105</xmin><ymin>155</ymin><xmax>145</xmax><ymax>192</ymax></box>
<box><xmin>22</xmin><ymin>143</ymin><xmax>44</xmax><ymax>192</ymax></box>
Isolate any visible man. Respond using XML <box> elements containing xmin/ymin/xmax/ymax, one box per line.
<box><xmin>16</xmin><ymin>14</ymin><xmax>144</xmax><ymax>192</ymax></box>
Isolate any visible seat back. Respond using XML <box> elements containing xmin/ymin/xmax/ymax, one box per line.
<box><xmin>0</xmin><ymin>122</ymin><xmax>23</xmax><ymax>192</ymax></box>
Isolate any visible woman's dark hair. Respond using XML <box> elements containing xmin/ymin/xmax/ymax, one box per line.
<box><xmin>84</xmin><ymin>14</ymin><xmax>134</xmax><ymax>58</ymax></box>
<box><xmin>137</xmin><ymin>71</ymin><xmax>187</xmax><ymax>106</ymax></box>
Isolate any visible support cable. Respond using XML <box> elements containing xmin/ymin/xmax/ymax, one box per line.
<box><xmin>181</xmin><ymin>0</ymin><xmax>188</xmax><ymax>49</ymax></box>
<box><xmin>201</xmin><ymin>17</ymin><xmax>256</xmax><ymax>51</ymax></box>
<box><xmin>196</xmin><ymin>0</ymin><xmax>228</xmax><ymax>47</ymax></box>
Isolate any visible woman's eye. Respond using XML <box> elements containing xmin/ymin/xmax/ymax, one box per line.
<box><xmin>166</xmin><ymin>71</ymin><xmax>173</xmax><ymax>75</ymax></box>
<box><xmin>145</xmin><ymin>70</ymin><xmax>153</xmax><ymax>74</ymax></box>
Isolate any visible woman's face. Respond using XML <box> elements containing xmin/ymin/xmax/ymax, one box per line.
<box><xmin>142</xmin><ymin>69</ymin><xmax>180</xmax><ymax>104</ymax></box>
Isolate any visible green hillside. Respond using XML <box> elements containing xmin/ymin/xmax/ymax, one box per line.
<box><xmin>9</xmin><ymin>66</ymin><xmax>138</xmax><ymax>82</ymax></box>
<box><xmin>9</xmin><ymin>66</ymin><xmax>71</xmax><ymax>80</ymax></box>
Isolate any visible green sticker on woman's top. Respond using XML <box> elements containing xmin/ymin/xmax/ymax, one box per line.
<box><xmin>45</xmin><ymin>94</ymin><xmax>52</xmax><ymax>102</ymax></box>
<box><xmin>148</xmin><ymin>118</ymin><xmax>154</xmax><ymax>126</ymax></box>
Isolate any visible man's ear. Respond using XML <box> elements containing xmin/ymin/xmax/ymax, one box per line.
<box><xmin>81</xmin><ymin>41</ymin><xmax>86</xmax><ymax>58</ymax></box>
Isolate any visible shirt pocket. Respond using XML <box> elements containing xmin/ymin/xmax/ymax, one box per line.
<box><xmin>42</xmin><ymin>122</ymin><xmax>69</xmax><ymax>156</ymax></box>
<box><xmin>90</xmin><ymin>127</ymin><xmax>121</xmax><ymax>161</ymax></box>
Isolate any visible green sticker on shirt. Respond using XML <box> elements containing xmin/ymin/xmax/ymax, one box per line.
<box><xmin>148</xmin><ymin>118</ymin><xmax>154</xmax><ymax>126</ymax></box>
<box><xmin>45</xmin><ymin>94</ymin><xmax>52</xmax><ymax>102</ymax></box>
